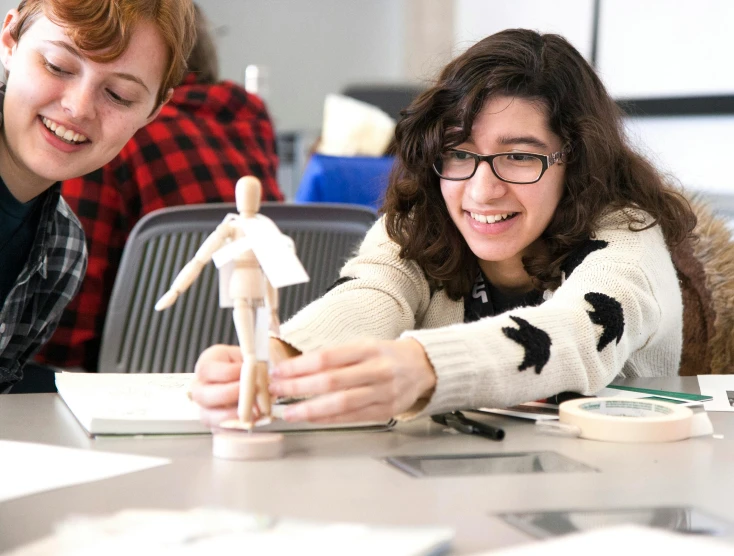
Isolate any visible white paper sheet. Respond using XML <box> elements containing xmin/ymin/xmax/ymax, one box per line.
<box><xmin>697</xmin><ymin>375</ymin><xmax>734</xmax><ymax>412</ymax></box>
<box><xmin>0</xmin><ymin>440</ymin><xmax>169</xmax><ymax>503</ymax></box>
<box><xmin>5</xmin><ymin>508</ymin><xmax>453</xmax><ymax>556</ymax></box>
<box><xmin>241</xmin><ymin>215</ymin><xmax>309</xmax><ymax>289</ymax></box>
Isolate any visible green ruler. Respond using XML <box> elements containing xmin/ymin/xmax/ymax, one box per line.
<box><xmin>608</xmin><ymin>384</ymin><xmax>712</xmax><ymax>403</ymax></box>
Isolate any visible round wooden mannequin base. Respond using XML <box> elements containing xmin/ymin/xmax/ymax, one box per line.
<box><xmin>218</xmin><ymin>417</ymin><xmax>273</xmax><ymax>431</ymax></box>
<box><xmin>212</xmin><ymin>431</ymin><xmax>284</xmax><ymax>460</ymax></box>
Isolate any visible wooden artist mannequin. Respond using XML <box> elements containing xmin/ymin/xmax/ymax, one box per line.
<box><xmin>155</xmin><ymin>176</ymin><xmax>308</xmax><ymax>458</ymax></box>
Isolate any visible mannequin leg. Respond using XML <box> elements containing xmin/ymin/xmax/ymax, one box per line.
<box><xmin>252</xmin><ymin>305</ymin><xmax>272</xmax><ymax>418</ymax></box>
<box><xmin>237</xmin><ymin>356</ymin><xmax>258</xmax><ymax>427</ymax></box>
<box><xmin>233</xmin><ymin>299</ymin><xmax>257</xmax><ymax>427</ymax></box>
<box><xmin>255</xmin><ymin>361</ymin><xmax>271</xmax><ymax>417</ymax></box>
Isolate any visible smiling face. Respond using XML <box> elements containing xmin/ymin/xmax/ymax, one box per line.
<box><xmin>439</xmin><ymin>95</ymin><xmax>565</xmax><ymax>291</ymax></box>
<box><xmin>0</xmin><ymin>10</ymin><xmax>170</xmax><ymax>201</ymax></box>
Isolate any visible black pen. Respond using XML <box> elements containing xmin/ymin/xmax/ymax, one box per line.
<box><xmin>432</xmin><ymin>411</ymin><xmax>505</xmax><ymax>441</ymax></box>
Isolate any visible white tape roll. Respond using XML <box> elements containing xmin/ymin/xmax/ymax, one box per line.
<box><xmin>559</xmin><ymin>397</ymin><xmax>693</xmax><ymax>443</ymax></box>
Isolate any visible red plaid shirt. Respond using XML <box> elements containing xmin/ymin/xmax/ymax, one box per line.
<box><xmin>36</xmin><ymin>75</ymin><xmax>283</xmax><ymax>371</ymax></box>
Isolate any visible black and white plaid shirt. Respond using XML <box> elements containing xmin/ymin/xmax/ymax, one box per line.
<box><xmin>0</xmin><ymin>184</ymin><xmax>87</xmax><ymax>391</ymax></box>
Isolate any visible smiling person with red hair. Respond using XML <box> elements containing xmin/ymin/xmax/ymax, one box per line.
<box><xmin>36</xmin><ymin>4</ymin><xmax>283</xmax><ymax>374</ymax></box>
<box><xmin>0</xmin><ymin>0</ymin><xmax>196</xmax><ymax>392</ymax></box>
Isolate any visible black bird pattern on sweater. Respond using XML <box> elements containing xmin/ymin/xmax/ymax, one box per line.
<box><xmin>562</xmin><ymin>239</ymin><xmax>608</xmax><ymax>278</ymax></box>
<box><xmin>502</xmin><ymin>316</ymin><xmax>552</xmax><ymax>374</ymax></box>
<box><xmin>584</xmin><ymin>292</ymin><xmax>625</xmax><ymax>351</ymax></box>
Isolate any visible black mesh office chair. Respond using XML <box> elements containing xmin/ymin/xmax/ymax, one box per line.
<box><xmin>97</xmin><ymin>202</ymin><xmax>377</xmax><ymax>374</ymax></box>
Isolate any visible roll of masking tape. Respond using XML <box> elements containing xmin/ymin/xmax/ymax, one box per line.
<box><xmin>558</xmin><ymin>397</ymin><xmax>694</xmax><ymax>443</ymax></box>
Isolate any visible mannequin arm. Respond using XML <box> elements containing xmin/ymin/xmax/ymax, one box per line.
<box><xmin>155</xmin><ymin>219</ymin><xmax>234</xmax><ymax>311</ymax></box>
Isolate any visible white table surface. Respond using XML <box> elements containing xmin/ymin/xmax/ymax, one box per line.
<box><xmin>1</xmin><ymin>377</ymin><xmax>733</xmax><ymax>554</ymax></box>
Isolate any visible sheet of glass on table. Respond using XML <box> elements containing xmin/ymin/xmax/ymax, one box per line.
<box><xmin>385</xmin><ymin>451</ymin><xmax>597</xmax><ymax>478</ymax></box>
<box><xmin>500</xmin><ymin>506</ymin><xmax>734</xmax><ymax>539</ymax></box>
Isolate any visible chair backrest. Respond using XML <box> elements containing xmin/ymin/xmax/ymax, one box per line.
<box><xmin>98</xmin><ymin>202</ymin><xmax>377</xmax><ymax>373</ymax></box>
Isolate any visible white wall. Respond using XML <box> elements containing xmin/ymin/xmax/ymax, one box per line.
<box><xmin>624</xmin><ymin>116</ymin><xmax>734</xmax><ymax>194</ymax></box>
<box><xmin>0</xmin><ymin>1</ymin><xmax>14</xmax><ymax>16</ymax></box>
<box><xmin>596</xmin><ymin>0</ymin><xmax>734</xmax><ymax>193</ymax></box>
<box><xmin>453</xmin><ymin>0</ymin><xmax>595</xmax><ymax>59</ymax></box>
<box><xmin>0</xmin><ymin>0</ymin><xmax>407</xmax><ymax>132</ymax></box>
<box><xmin>452</xmin><ymin>0</ymin><xmax>734</xmax><ymax>195</ymax></box>
<box><xmin>597</xmin><ymin>0</ymin><xmax>734</xmax><ymax>99</ymax></box>
<box><xmin>197</xmin><ymin>0</ymin><xmax>405</xmax><ymax>132</ymax></box>
<box><xmin>0</xmin><ymin>0</ymin><xmax>730</xmax><ymax>195</ymax></box>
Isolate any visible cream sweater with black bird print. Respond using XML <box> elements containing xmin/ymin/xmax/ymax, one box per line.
<box><xmin>279</xmin><ymin>209</ymin><xmax>682</xmax><ymax>419</ymax></box>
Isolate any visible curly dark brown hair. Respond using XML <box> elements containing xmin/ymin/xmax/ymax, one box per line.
<box><xmin>383</xmin><ymin>29</ymin><xmax>696</xmax><ymax>300</ymax></box>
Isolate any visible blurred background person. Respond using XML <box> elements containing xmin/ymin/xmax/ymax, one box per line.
<box><xmin>36</xmin><ymin>3</ymin><xmax>283</xmax><ymax>373</ymax></box>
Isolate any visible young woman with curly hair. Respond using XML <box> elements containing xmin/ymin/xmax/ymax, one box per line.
<box><xmin>190</xmin><ymin>29</ymin><xmax>699</xmax><ymax>426</ymax></box>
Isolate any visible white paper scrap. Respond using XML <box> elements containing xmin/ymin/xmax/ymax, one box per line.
<box><xmin>0</xmin><ymin>440</ymin><xmax>169</xmax><ymax>503</ymax></box>
<box><xmin>697</xmin><ymin>375</ymin><xmax>734</xmax><ymax>412</ymax></box>
<box><xmin>5</xmin><ymin>508</ymin><xmax>453</xmax><ymax>556</ymax></box>
<box><xmin>241</xmin><ymin>215</ymin><xmax>309</xmax><ymax>288</ymax></box>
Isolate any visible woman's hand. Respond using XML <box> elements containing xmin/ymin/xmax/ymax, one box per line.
<box><xmin>190</xmin><ymin>344</ymin><xmax>241</xmax><ymax>426</ymax></box>
<box><xmin>268</xmin><ymin>338</ymin><xmax>436</xmax><ymax>424</ymax></box>
<box><xmin>190</xmin><ymin>339</ymin><xmax>301</xmax><ymax>426</ymax></box>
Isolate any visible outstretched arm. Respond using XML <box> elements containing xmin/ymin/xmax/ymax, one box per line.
<box><xmin>155</xmin><ymin>218</ymin><xmax>235</xmax><ymax>311</ymax></box>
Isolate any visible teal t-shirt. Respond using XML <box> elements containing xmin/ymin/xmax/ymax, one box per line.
<box><xmin>0</xmin><ymin>177</ymin><xmax>40</xmax><ymax>306</ymax></box>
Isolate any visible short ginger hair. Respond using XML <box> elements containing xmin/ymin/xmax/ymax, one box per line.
<box><xmin>10</xmin><ymin>0</ymin><xmax>196</xmax><ymax>108</ymax></box>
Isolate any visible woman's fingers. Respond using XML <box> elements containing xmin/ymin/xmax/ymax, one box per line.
<box><xmin>191</xmin><ymin>344</ymin><xmax>286</xmax><ymax>425</ymax></box>
<box><xmin>191</xmin><ymin>339</ymin><xmax>434</xmax><ymax>425</ymax></box>
<box><xmin>196</xmin><ymin>344</ymin><xmax>243</xmax><ymax>368</ymax></box>
<box><xmin>194</xmin><ymin>344</ymin><xmax>242</xmax><ymax>383</ymax></box>
<box><xmin>190</xmin><ymin>377</ymin><xmax>240</xmax><ymax>408</ymax></box>
<box><xmin>272</xmin><ymin>342</ymin><xmax>379</xmax><ymax>378</ymax></box>
<box><xmin>269</xmin><ymin>339</ymin><xmax>435</xmax><ymax>423</ymax></box>
<box><xmin>199</xmin><ymin>406</ymin><xmax>238</xmax><ymax>427</ymax></box>
<box><xmin>270</xmin><ymin>360</ymin><xmax>389</xmax><ymax>398</ymax></box>
<box><xmin>305</xmin><ymin>404</ymin><xmax>394</xmax><ymax>425</ymax></box>
<box><xmin>191</xmin><ymin>345</ymin><xmax>242</xmax><ymax>411</ymax></box>
<box><xmin>281</xmin><ymin>385</ymin><xmax>387</xmax><ymax>422</ymax></box>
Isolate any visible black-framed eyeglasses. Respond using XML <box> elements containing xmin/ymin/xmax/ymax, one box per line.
<box><xmin>433</xmin><ymin>149</ymin><xmax>565</xmax><ymax>184</ymax></box>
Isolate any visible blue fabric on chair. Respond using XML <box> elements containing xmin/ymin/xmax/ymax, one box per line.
<box><xmin>295</xmin><ymin>154</ymin><xmax>395</xmax><ymax>210</ymax></box>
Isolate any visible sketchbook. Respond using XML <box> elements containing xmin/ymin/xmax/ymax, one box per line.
<box><xmin>55</xmin><ymin>372</ymin><xmax>394</xmax><ymax>436</ymax></box>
